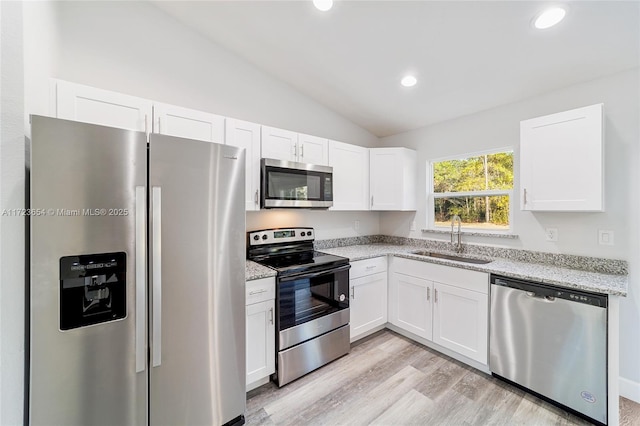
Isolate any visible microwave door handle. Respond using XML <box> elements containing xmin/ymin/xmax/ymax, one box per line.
<box><xmin>278</xmin><ymin>264</ymin><xmax>351</xmax><ymax>282</ymax></box>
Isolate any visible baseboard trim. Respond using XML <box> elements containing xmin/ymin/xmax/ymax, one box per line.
<box><xmin>619</xmin><ymin>377</ymin><xmax>640</xmax><ymax>403</ymax></box>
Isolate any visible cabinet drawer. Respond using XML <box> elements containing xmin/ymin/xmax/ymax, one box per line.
<box><xmin>350</xmin><ymin>256</ymin><xmax>388</xmax><ymax>279</ymax></box>
<box><xmin>246</xmin><ymin>277</ymin><xmax>275</xmax><ymax>305</ymax></box>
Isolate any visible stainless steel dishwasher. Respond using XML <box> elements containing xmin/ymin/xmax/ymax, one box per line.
<box><xmin>490</xmin><ymin>274</ymin><xmax>608</xmax><ymax>425</ymax></box>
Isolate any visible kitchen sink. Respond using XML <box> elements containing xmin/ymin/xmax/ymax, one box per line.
<box><xmin>411</xmin><ymin>250</ymin><xmax>492</xmax><ymax>265</ymax></box>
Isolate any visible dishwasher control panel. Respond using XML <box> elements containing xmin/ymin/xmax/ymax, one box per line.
<box><xmin>491</xmin><ymin>275</ymin><xmax>607</xmax><ymax>308</ymax></box>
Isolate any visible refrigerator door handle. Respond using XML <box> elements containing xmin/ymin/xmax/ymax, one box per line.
<box><xmin>135</xmin><ymin>186</ymin><xmax>146</xmax><ymax>373</ymax></box>
<box><xmin>151</xmin><ymin>186</ymin><xmax>162</xmax><ymax>367</ymax></box>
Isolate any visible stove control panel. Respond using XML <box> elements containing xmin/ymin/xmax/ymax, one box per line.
<box><xmin>248</xmin><ymin>227</ymin><xmax>314</xmax><ymax>246</ymax></box>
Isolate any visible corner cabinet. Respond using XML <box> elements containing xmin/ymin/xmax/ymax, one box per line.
<box><xmin>245</xmin><ymin>277</ymin><xmax>276</xmax><ymax>391</ymax></box>
<box><xmin>370</xmin><ymin>148</ymin><xmax>417</xmax><ymax>211</ymax></box>
<box><xmin>328</xmin><ymin>140</ymin><xmax>370</xmax><ymax>211</ymax></box>
<box><xmin>389</xmin><ymin>257</ymin><xmax>488</xmax><ymax>365</ymax></box>
<box><xmin>520</xmin><ymin>103</ymin><xmax>604</xmax><ymax>211</ymax></box>
<box><xmin>349</xmin><ymin>257</ymin><xmax>387</xmax><ymax>341</ymax></box>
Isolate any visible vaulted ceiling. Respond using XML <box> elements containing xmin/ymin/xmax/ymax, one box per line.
<box><xmin>153</xmin><ymin>1</ymin><xmax>640</xmax><ymax>137</ymax></box>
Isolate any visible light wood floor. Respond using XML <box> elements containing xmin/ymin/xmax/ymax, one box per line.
<box><xmin>247</xmin><ymin>330</ymin><xmax>640</xmax><ymax>426</ymax></box>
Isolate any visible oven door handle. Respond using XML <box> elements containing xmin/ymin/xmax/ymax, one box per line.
<box><xmin>278</xmin><ymin>264</ymin><xmax>351</xmax><ymax>282</ymax></box>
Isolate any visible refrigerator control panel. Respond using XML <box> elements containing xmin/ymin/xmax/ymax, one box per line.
<box><xmin>59</xmin><ymin>252</ymin><xmax>127</xmax><ymax>330</ymax></box>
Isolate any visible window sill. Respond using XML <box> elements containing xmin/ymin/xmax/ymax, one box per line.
<box><xmin>421</xmin><ymin>229</ymin><xmax>519</xmax><ymax>239</ymax></box>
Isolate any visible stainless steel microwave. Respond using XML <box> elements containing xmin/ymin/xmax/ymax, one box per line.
<box><xmin>261</xmin><ymin>158</ymin><xmax>333</xmax><ymax>208</ymax></box>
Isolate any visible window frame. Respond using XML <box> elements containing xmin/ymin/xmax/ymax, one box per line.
<box><xmin>427</xmin><ymin>147</ymin><xmax>514</xmax><ymax>234</ymax></box>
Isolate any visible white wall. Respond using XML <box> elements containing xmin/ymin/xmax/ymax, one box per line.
<box><xmin>247</xmin><ymin>210</ymin><xmax>379</xmax><ymax>240</ymax></box>
<box><xmin>0</xmin><ymin>2</ymin><xmax>25</xmax><ymax>424</ymax></box>
<box><xmin>379</xmin><ymin>68</ymin><xmax>640</xmax><ymax>396</ymax></box>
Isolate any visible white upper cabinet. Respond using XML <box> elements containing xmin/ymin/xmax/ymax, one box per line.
<box><xmin>297</xmin><ymin>133</ymin><xmax>329</xmax><ymax>165</ymax></box>
<box><xmin>261</xmin><ymin>126</ymin><xmax>299</xmax><ymax>161</ymax></box>
<box><xmin>261</xmin><ymin>126</ymin><xmax>328</xmax><ymax>165</ymax></box>
<box><xmin>370</xmin><ymin>147</ymin><xmax>417</xmax><ymax>211</ymax></box>
<box><xmin>520</xmin><ymin>103</ymin><xmax>604</xmax><ymax>211</ymax></box>
<box><xmin>328</xmin><ymin>140</ymin><xmax>370</xmax><ymax>211</ymax></box>
<box><xmin>153</xmin><ymin>103</ymin><xmax>225</xmax><ymax>144</ymax></box>
<box><xmin>53</xmin><ymin>79</ymin><xmax>152</xmax><ymax>132</ymax></box>
<box><xmin>226</xmin><ymin>118</ymin><xmax>262</xmax><ymax>211</ymax></box>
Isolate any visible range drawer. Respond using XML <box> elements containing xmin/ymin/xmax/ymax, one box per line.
<box><xmin>350</xmin><ymin>256</ymin><xmax>388</xmax><ymax>279</ymax></box>
<box><xmin>246</xmin><ymin>277</ymin><xmax>275</xmax><ymax>305</ymax></box>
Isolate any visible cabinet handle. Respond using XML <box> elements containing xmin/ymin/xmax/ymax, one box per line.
<box><xmin>144</xmin><ymin>114</ymin><xmax>148</xmax><ymax>135</ymax></box>
<box><xmin>269</xmin><ymin>307</ymin><xmax>274</xmax><ymax>325</ymax></box>
<box><xmin>158</xmin><ymin>116</ymin><xmax>161</xmax><ymax>134</ymax></box>
<box><xmin>293</xmin><ymin>144</ymin><xmax>298</xmax><ymax>158</ymax></box>
<box><xmin>249</xmin><ymin>288</ymin><xmax>268</xmax><ymax>295</ymax></box>
<box><xmin>300</xmin><ymin>144</ymin><xmax>304</xmax><ymax>158</ymax></box>
<box><xmin>365</xmin><ymin>265</ymin><xmax>376</xmax><ymax>270</ymax></box>
<box><xmin>254</xmin><ymin>189</ymin><xmax>259</xmax><ymax>206</ymax></box>
<box><xmin>434</xmin><ymin>288</ymin><xmax>438</xmax><ymax>303</ymax></box>
<box><xmin>371</xmin><ymin>195</ymin><xmax>374</xmax><ymax>207</ymax></box>
<box><xmin>350</xmin><ymin>286</ymin><xmax>355</xmax><ymax>300</ymax></box>
<box><xmin>523</xmin><ymin>188</ymin><xmax>527</xmax><ymax>205</ymax></box>
<box><xmin>427</xmin><ymin>287</ymin><xmax>430</xmax><ymax>301</ymax></box>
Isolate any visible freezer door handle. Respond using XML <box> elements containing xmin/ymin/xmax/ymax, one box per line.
<box><xmin>151</xmin><ymin>186</ymin><xmax>162</xmax><ymax>367</ymax></box>
<box><xmin>135</xmin><ymin>186</ymin><xmax>146</xmax><ymax>373</ymax></box>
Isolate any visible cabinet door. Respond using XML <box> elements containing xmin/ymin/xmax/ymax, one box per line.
<box><xmin>226</xmin><ymin>119</ymin><xmax>261</xmax><ymax>211</ymax></box>
<box><xmin>389</xmin><ymin>273</ymin><xmax>432</xmax><ymax>340</ymax></box>
<box><xmin>298</xmin><ymin>133</ymin><xmax>328</xmax><ymax>165</ymax></box>
<box><xmin>433</xmin><ymin>282</ymin><xmax>488</xmax><ymax>364</ymax></box>
<box><xmin>261</xmin><ymin>126</ymin><xmax>298</xmax><ymax>162</ymax></box>
<box><xmin>520</xmin><ymin>104</ymin><xmax>603</xmax><ymax>211</ymax></box>
<box><xmin>350</xmin><ymin>271</ymin><xmax>387</xmax><ymax>341</ymax></box>
<box><xmin>153</xmin><ymin>103</ymin><xmax>225</xmax><ymax>144</ymax></box>
<box><xmin>246</xmin><ymin>300</ymin><xmax>275</xmax><ymax>386</ymax></box>
<box><xmin>329</xmin><ymin>141</ymin><xmax>370</xmax><ymax>211</ymax></box>
<box><xmin>54</xmin><ymin>80</ymin><xmax>152</xmax><ymax>132</ymax></box>
<box><xmin>370</xmin><ymin>148</ymin><xmax>416</xmax><ymax>211</ymax></box>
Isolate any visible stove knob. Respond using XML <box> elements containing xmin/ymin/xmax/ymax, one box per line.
<box><xmin>300</xmin><ymin>232</ymin><xmax>306</xmax><ymax>237</ymax></box>
<box><xmin>262</xmin><ymin>235</ymin><xmax>268</xmax><ymax>240</ymax></box>
<box><xmin>307</xmin><ymin>231</ymin><xmax>313</xmax><ymax>237</ymax></box>
<box><xmin>253</xmin><ymin>235</ymin><xmax>259</xmax><ymax>241</ymax></box>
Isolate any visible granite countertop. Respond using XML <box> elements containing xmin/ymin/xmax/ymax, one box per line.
<box><xmin>246</xmin><ymin>260</ymin><xmax>277</xmax><ymax>281</ymax></box>
<box><xmin>318</xmin><ymin>244</ymin><xmax>628</xmax><ymax>296</ymax></box>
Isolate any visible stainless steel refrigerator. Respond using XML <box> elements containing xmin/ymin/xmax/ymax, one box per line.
<box><xmin>28</xmin><ymin>116</ymin><xmax>246</xmax><ymax>425</ymax></box>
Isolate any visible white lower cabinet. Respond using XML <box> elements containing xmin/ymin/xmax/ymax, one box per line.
<box><xmin>245</xmin><ymin>277</ymin><xmax>275</xmax><ymax>391</ymax></box>
<box><xmin>433</xmin><ymin>282</ymin><xmax>488</xmax><ymax>364</ymax></box>
<box><xmin>389</xmin><ymin>272</ymin><xmax>432</xmax><ymax>340</ymax></box>
<box><xmin>389</xmin><ymin>257</ymin><xmax>489</xmax><ymax>365</ymax></box>
<box><xmin>349</xmin><ymin>257</ymin><xmax>387</xmax><ymax>341</ymax></box>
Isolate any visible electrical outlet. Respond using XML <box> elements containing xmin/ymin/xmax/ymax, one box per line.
<box><xmin>545</xmin><ymin>228</ymin><xmax>558</xmax><ymax>242</ymax></box>
<box><xmin>598</xmin><ymin>230</ymin><xmax>614</xmax><ymax>246</ymax></box>
<box><xmin>354</xmin><ymin>220</ymin><xmax>360</xmax><ymax>231</ymax></box>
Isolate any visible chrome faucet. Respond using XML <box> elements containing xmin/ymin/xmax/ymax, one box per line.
<box><xmin>451</xmin><ymin>215</ymin><xmax>462</xmax><ymax>252</ymax></box>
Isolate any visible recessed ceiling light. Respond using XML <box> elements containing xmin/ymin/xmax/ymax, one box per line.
<box><xmin>401</xmin><ymin>75</ymin><xmax>417</xmax><ymax>87</ymax></box>
<box><xmin>534</xmin><ymin>7</ymin><xmax>566</xmax><ymax>29</ymax></box>
<box><xmin>313</xmin><ymin>0</ymin><xmax>333</xmax><ymax>12</ymax></box>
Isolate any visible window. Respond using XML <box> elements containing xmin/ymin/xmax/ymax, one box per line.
<box><xmin>430</xmin><ymin>150</ymin><xmax>513</xmax><ymax>231</ymax></box>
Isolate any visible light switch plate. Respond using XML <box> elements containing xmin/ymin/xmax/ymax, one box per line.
<box><xmin>545</xmin><ymin>228</ymin><xmax>558</xmax><ymax>242</ymax></box>
<box><xmin>598</xmin><ymin>230</ymin><xmax>614</xmax><ymax>246</ymax></box>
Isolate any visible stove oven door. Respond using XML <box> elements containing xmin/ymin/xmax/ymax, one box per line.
<box><xmin>277</xmin><ymin>264</ymin><xmax>350</xmax><ymax>350</ymax></box>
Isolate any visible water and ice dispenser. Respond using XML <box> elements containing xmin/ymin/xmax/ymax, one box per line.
<box><xmin>59</xmin><ymin>252</ymin><xmax>127</xmax><ymax>330</ymax></box>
